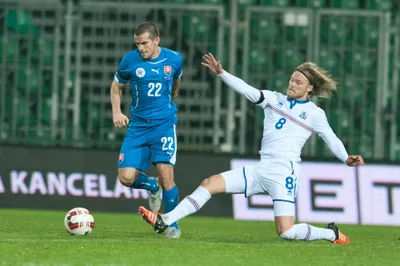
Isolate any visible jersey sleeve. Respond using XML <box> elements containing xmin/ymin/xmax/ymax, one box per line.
<box><xmin>173</xmin><ymin>53</ymin><xmax>183</xmax><ymax>80</ymax></box>
<box><xmin>114</xmin><ymin>55</ymin><xmax>130</xmax><ymax>84</ymax></box>
<box><xmin>218</xmin><ymin>71</ymin><xmax>263</xmax><ymax>103</ymax></box>
<box><xmin>313</xmin><ymin>108</ymin><xmax>349</xmax><ymax>163</ymax></box>
<box><xmin>256</xmin><ymin>90</ymin><xmax>278</xmax><ymax>108</ymax></box>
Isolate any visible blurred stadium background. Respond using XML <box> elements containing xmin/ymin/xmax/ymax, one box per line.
<box><xmin>1</xmin><ymin>0</ymin><xmax>399</xmax><ymax>160</ymax></box>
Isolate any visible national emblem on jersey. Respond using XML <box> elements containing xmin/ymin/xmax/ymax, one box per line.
<box><xmin>118</xmin><ymin>153</ymin><xmax>124</xmax><ymax>164</ymax></box>
<box><xmin>136</xmin><ymin>67</ymin><xmax>146</xmax><ymax>78</ymax></box>
<box><xmin>299</xmin><ymin>111</ymin><xmax>308</xmax><ymax>120</ymax></box>
<box><xmin>164</xmin><ymin>66</ymin><xmax>172</xmax><ymax>76</ymax></box>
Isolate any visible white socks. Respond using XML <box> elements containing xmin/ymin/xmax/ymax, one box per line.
<box><xmin>280</xmin><ymin>223</ymin><xmax>335</xmax><ymax>242</ymax></box>
<box><xmin>162</xmin><ymin>186</ymin><xmax>211</xmax><ymax>226</ymax></box>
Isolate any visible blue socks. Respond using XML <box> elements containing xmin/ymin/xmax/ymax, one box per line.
<box><xmin>163</xmin><ymin>185</ymin><xmax>179</xmax><ymax>229</ymax></box>
<box><xmin>131</xmin><ymin>172</ymin><xmax>158</xmax><ymax>193</ymax></box>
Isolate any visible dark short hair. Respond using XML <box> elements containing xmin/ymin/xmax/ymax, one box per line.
<box><xmin>134</xmin><ymin>22</ymin><xmax>160</xmax><ymax>39</ymax></box>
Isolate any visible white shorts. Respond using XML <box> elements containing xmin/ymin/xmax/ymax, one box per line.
<box><xmin>221</xmin><ymin>159</ymin><xmax>300</xmax><ymax>217</ymax></box>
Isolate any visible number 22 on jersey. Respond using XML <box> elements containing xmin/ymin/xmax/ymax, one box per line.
<box><xmin>148</xmin><ymin>82</ymin><xmax>162</xmax><ymax>97</ymax></box>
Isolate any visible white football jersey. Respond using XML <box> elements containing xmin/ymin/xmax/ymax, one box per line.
<box><xmin>219</xmin><ymin>71</ymin><xmax>348</xmax><ymax>163</ymax></box>
<box><xmin>257</xmin><ymin>90</ymin><xmax>344</xmax><ymax>162</ymax></box>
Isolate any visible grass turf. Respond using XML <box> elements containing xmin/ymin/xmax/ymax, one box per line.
<box><xmin>0</xmin><ymin>208</ymin><xmax>399</xmax><ymax>266</ymax></box>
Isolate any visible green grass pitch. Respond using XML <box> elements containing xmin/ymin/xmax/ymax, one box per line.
<box><xmin>0</xmin><ymin>208</ymin><xmax>399</xmax><ymax>266</ymax></box>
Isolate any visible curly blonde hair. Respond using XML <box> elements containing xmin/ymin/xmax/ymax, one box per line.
<box><xmin>295</xmin><ymin>62</ymin><xmax>337</xmax><ymax>99</ymax></box>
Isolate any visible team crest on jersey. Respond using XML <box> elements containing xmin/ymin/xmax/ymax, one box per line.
<box><xmin>299</xmin><ymin>111</ymin><xmax>308</xmax><ymax>120</ymax></box>
<box><xmin>118</xmin><ymin>153</ymin><xmax>124</xmax><ymax>164</ymax></box>
<box><xmin>164</xmin><ymin>66</ymin><xmax>172</xmax><ymax>76</ymax></box>
<box><xmin>136</xmin><ymin>67</ymin><xmax>146</xmax><ymax>78</ymax></box>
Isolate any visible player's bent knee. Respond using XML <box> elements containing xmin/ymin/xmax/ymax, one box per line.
<box><xmin>199</xmin><ymin>174</ymin><xmax>225</xmax><ymax>195</ymax></box>
<box><xmin>118</xmin><ymin>175</ymin><xmax>133</xmax><ymax>187</ymax></box>
<box><xmin>118</xmin><ymin>169</ymin><xmax>137</xmax><ymax>187</ymax></box>
<box><xmin>200</xmin><ymin>175</ymin><xmax>217</xmax><ymax>187</ymax></box>
<box><xmin>279</xmin><ymin>226</ymin><xmax>296</xmax><ymax>240</ymax></box>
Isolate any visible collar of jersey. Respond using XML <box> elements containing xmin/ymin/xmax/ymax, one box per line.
<box><xmin>287</xmin><ymin>97</ymin><xmax>309</xmax><ymax>109</ymax></box>
<box><xmin>287</xmin><ymin>97</ymin><xmax>309</xmax><ymax>104</ymax></box>
<box><xmin>144</xmin><ymin>47</ymin><xmax>166</xmax><ymax>64</ymax></box>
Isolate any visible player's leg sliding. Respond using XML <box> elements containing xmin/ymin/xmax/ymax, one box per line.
<box><xmin>279</xmin><ymin>223</ymin><xmax>349</xmax><ymax>244</ymax></box>
<box><xmin>139</xmin><ymin>186</ymin><xmax>212</xmax><ymax>234</ymax></box>
<box><xmin>326</xmin><ymin>222</ymin><xmax>350</xmax><ymax>244</ymax></box>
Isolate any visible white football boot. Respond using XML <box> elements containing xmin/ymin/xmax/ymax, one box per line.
<box><xmin>149</xmin><ymin>177</ymin><xmax>162</xmax><ymax>212</ymax></box>
<box><xmin>165</xmin><ymin>227</ymin><xmax>181</xmax><ymax>239</ymax></box>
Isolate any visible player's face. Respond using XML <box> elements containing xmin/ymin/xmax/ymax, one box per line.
<box><xmin>286</xmin><ymin>71</ymin><xmax>313</xmax><ymax>100</ymax></box>
<box><xmin>134</xmin><ymin>32</ymin><xmax>160</xmax><ymax>60</ymax></box>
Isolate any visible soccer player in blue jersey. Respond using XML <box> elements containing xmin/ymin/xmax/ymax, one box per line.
<box><xmin>110</xmin><ymin>22</ymin><xmax>182</xmax><ymax>238</ymax></box>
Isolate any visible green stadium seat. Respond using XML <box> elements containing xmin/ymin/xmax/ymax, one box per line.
<box><xmin>157</xmin><ymin>0</ymin><xmax>190</xmax><ymax>3</ymax></box>
<box><xmin>272</xmin><ymin>71</ymin><xmax>288</xmax><ymax>91</ymax></box>
<box><xmin>367</xmin><ymin>0</ymin><xmax>392</xmax><ymax>10</ymax></box>
<box><xmin>360</xmin><ymin>138</ymin><xmax>374</xmax><ymax>158</ymax></box>
<box><xmin>26</xmin><ymin>127</ymin><xmax>52</xmax><ymax>144</ymax></box>
<box><xmin>396</xmin><ymin>141</ymin><xmax>400</xmax><ymax>160</ymax></box>
<box><xmin>237</xmin><ymin>0</ymin><xmax>258</xmax><ymax>5</ymax></box>
<box><xmin>58</xmin><ymin>71</ymin><xmax>76</xmax><ymax>99</ymax></box>
<box><xmin>0</xmin><ymin>122</ymin><xmax>10</xmax><ymax>140</ymax></box>
<box><xmin>41</xmin><ymin>98</ymin><xmax>53</xmax><ymax>125</ymax></box>
<box><xmin>80</xmin><ymin>103</ymin><xmax>101</xmax><ymax>130</ymax></box>
<box><xmin>250</xmin><ymin>18</ymin><xmax>279</xmax><ymax>43</ymax></box>
<box><xmin>344</xmin><ymin>49</ymin><xmax>375</xmax><ymax>76</ymax></box>
<box><xmin>182</xmin><ymin>13</ymin><xmax>216</xmax><ymax>43</ymax></box>
<box><xmin>17</xmin><ymin>67</ymin><xmax>41</xmax><ymax>95</ymax></box>
<box><xmin>66</xmin><ymin>127</ymin><xmax>87</xmax><ymax>143</ymax></box>
<box><xmin>297</xmin><ymin>0</ymin><xmax>327</xmax><ymax>8</ymax></box>
<box><xmin>329</xmin><ymin>109</ymin><xmax>350</xmax><ymax>136</ymax></box>
<box><xmin>236</xmin><ymin>0</ymin><xmax>258</xmax><ymax>19</ymax></box>
<box><xmin>32</xmin><ymin>39</ymin><xmax>55</xmax><ymax>66</ymax></box>
<box><xmin>196</xmin><ymin>0</ymin><xmax>224</xmax><ymax>4</ymax></box>
<box><xmin>5</xmin><ymin>10</ymin><xmax>40</xmax><ymax>35</ymax></box>
<box><xmin>275</xmin><ymin>47</ymin><xmax>306</xmax><ymax>72</ymax></box>
<box><xmin>10</xmin><ymin>97</ymin><xmax>31</xmax><ymax>127</ymax></box>
<box><xmin>333</xmin><ymin>0</ymin><xmax>360</xmax><ymax>9</ymax></box>
<box><xmin>260</xmin><ymin>0</ymin><xmax>290</xmax><ymax>7</ymax></box>
<box><xmin>320</xmin><ymin>18</ymin><xmax>351</xmax><ymax>46</ymax></box>
<box><xmin>0</xmin><ymin>37</ymin><xmax>20</xmax><ymax>63</ymax></box>
<box><xmin>341</xmin><ymin>76</ymin><xmax>363</xmax><ymax>106</ymax></box>
<box><xmin>285</xmin><ymin>26</ymin><xmax>309</xmax><ymax>44</ymax></box>
<box><xmin>318</xmin><ymin>48</ymin><xmax>339</xmax><ymax>76</ymax></box>
<box><xmin>249</xmin><ymin>47</ymin><xmax>269</xmax><ymax>70</ymax></box>
<box><xmin>356</xmin><ymin>20</ymin><xmax>379</xmax><ymax>46</ymax></box>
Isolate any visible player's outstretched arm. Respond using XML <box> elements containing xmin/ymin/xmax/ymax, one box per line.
<box><xmin>345</xmin><ymin>155</ymin><xmax>365</xmax><ymax>166</ymax></box>
<box><xmin>110</xmin><ymin>80</ymin><xmax>130</xmax><ymax>128</ymax></box>
<box><xmin>201</xmin><ymin>53</ymin><xmax>263</xmax><ymax>103</ymax></box>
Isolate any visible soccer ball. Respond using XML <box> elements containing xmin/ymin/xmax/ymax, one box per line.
<box><xmin>64</xmin><ymin>207</ymin><xmax>95</xmax><ymax>236</ymax></box>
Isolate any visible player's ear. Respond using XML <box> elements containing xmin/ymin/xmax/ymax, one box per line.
<box><xmin>154</xmin><ymin>36</ymin><xmax>160</xmax><ymax>45</ymax></box>
<box><xmin>306</xmin><ymin>84</ymin><xmax>313</xmax><ymax>93</ymax></box>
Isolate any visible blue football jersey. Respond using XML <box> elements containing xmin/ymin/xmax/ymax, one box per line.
<box><xmin>114</xmin><ymin>47</ymin><xmax>183</xmax><ymax>127</ymax></box>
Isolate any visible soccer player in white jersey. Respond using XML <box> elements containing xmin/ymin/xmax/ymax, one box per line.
<box><xmin>138</xmin><ymin>53</ymin><xmax>365</xmax><ymax>244</ymax></box>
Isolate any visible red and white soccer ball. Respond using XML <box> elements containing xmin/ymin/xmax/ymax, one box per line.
<box><xmin>64</xmin><ymin>207</ymin><xmax>95</xmax><ymax>236</ymax></box>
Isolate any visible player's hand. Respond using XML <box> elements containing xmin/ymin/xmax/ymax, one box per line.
<box><xmin>345</xmin><ymin>155</ymin><xmax>365</xmax><ymax>167</ymax></box>
<box><xmin>201</xmin><ymin>53</ymin><xmax>224</xmax><ymax>75</ymax></box>
<box><xmin>113</xmin><ymin>112</ymin><xmax>129</xmax><ymax>128</ymax></box>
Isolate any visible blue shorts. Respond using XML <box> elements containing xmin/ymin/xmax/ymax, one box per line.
<box><xmin>118</xmin><ymin>124</ymin><xmax>177</xmax><ymax>171</ymax></box>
